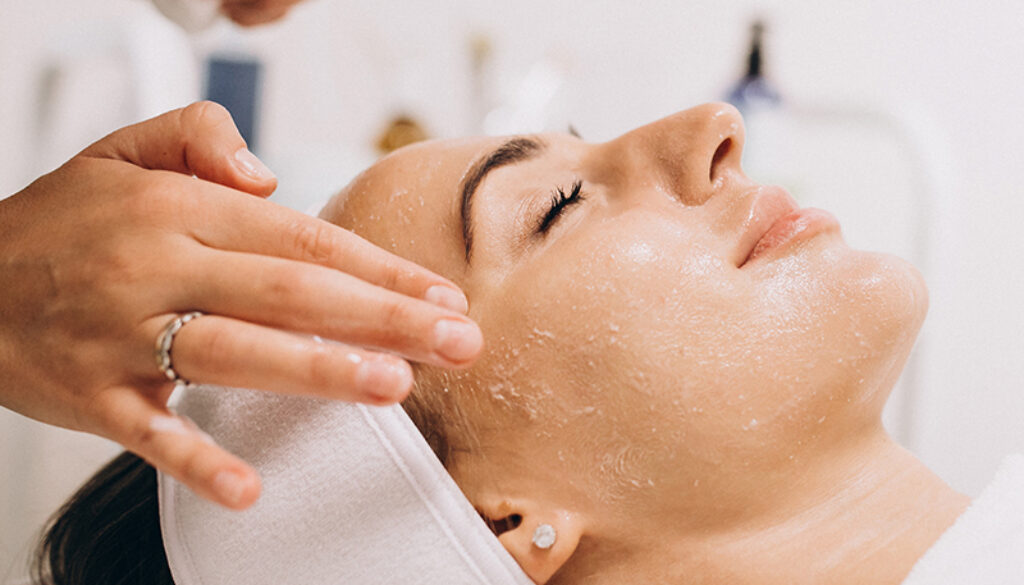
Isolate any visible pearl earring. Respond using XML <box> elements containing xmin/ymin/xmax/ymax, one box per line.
<box><xmin>531</xmin><ymin>524</ymin><xmax>557</xmax><ymax>550</ymax></box>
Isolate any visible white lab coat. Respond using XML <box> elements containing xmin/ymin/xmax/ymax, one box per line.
<box><xmin>150</xmin><ymin>0</ymin><xmax>221</xmax><ymax>32</ymax></box>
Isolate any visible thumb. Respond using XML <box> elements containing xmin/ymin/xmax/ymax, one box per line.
<box><xmin>81</xmin><ymin>101</ymin><xmax>277</xmax><ymax>198</ymax></box>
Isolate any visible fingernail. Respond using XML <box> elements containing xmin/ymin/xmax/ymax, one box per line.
<box><xmin>432</xmin><ymin>319</ymin><xmax>483</xmax><ymax>363</ymax></box>
<box><xmin>355</xmin><ymin>358</ymin><xmax>413</xmax><ymax>402</ymax></box>
<box><xmin>233</xmin><ymin>147</ymin><xmax>275</xmax><ymax>181</ymax></box>
<box><xmin>424</xmin><ymin>285</ymin><xmax>469</xmax><ymax>314</ymax></box>
<box><xmin>212</xmin><ymin>470</ymin><xmax>248</xmax><ymax>507</ymax></box>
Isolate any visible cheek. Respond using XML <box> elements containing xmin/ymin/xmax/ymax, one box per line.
<box><xmin>549</xmin><ymin>217</ymin><xmax>745</xmax><ymax>386</ymax></box>
<box><xmin>475</xmin><ymin>214</ymin><xmax>742</xmax><ymax>421</ymax></box>
<box><xmin>465</xmin><ymin>217</ymin><xmax>743</xmax><ymax>493</ymax></box>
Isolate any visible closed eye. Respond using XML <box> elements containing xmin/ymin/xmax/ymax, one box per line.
<box><xmin>538</xmin><ymin>180</ymin><xmax>585</xmax><ymax>234</ymax></box>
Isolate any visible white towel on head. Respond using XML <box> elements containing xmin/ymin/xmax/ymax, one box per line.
<box><xmin>902</xmin><ymin>454</ymin><xmax>1024</xmax><ymax>584</ymax></box>
<box><xmin>158</xmin><ymin>385</ymin><xmax>534</xmax><ymax>585</ymax></box>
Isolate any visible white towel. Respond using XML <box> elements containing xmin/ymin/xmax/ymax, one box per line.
<box><xmin>902</xmin><ymin>454</ymin><xmax>1024</xmax><ymax>584</ymax></box>
<box><xmin>158</xmin><ymin>385</ymin><xmax>534</xmax><ymax>585</ymax></box>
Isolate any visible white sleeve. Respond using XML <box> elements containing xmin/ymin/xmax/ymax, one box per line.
<box><xmin>150</xmin><ymin>0</ymin><xmax>222</xmax><ymax>33</ymax></box>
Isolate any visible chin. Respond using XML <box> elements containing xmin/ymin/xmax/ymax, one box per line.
<box><xmin>860</xmin><ymin>250</ymin><xmax>929</xmax><ymax>335</ymax></box>
<box><xmin>828</xmin><ymin>249</ymin><xmax>929</xmax><ymax>417</ymax></box>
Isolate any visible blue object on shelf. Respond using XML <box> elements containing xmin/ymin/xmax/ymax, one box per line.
<box><xmin>204</xmin><ymin>55</ymin><xmax>263</xmax><ymax>153</ymax></box>
<box><xmin>726</xmin><ymin>21</ymin><xmax>781</xmax><ymax>113</ymax></box>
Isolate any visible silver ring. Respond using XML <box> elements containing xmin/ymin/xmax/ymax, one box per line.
<box><xmin>155</xmin><ymin>311</ymin><xmax>203</xmax><ymax>385</ymax></box>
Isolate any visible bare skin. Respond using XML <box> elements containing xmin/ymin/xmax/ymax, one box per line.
<box><xmin>322</xmin><ymin>102</ymin><xmax>969</xmax><ymax>584</ymax></box>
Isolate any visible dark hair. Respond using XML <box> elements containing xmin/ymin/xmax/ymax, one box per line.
<box><xmin>31</xmin><ymin>398</ymin><xmax>453</xmax><ymax>585</ymax></box>
<box><xmin>32</xmin><ymin>451</ymin><xmax>172</xmax><ymax>585</ymax></box>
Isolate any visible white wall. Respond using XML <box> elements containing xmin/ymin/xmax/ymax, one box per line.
<box><xmin>3</xmin><ymin>0</ymin><xmax>1024</xmax><ymax>580</ymax></box>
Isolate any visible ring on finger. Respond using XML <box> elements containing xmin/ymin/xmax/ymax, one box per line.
<box><xmin>155</xmin><ymin>311</ymin><xmax>204</xmax><ymax>385</ymax></box>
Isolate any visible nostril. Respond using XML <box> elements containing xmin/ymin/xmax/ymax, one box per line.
<box><xmin>710</xmin><ymin>138</ymin><xmax>732</xmax><ymax>183</ymax></box>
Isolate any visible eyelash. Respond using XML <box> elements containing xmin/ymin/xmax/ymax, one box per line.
<box><xmin>538</xmin><ymin>180</ymin><xmax>585</xmax><ymax>234</ymax></box>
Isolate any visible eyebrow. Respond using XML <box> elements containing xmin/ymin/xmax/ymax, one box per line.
<box><xmin>459</xmin><ymin>136</ymin><xmax>546</xmax><ymax>262</ymax></box>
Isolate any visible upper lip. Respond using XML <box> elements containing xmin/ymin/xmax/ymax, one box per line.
<box><xmin>734</xmin><ymin>186</ymin><xmax>800</xmax><ymax>268</ymax></box>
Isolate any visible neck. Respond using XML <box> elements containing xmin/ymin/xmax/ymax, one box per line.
<box><xmin>568</xmin><ymin>430</ymin><xmax>969</xmax><ymax>585</ymax></box>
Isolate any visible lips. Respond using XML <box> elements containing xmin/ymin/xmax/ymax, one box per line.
<box><xmin>735</xmin><ymin>186</ymin><xmax>839</xmax><ymax>267</ymax></box>
<box><xmin>734</xmin><ymin>186</ymin><xmax>799</xmax><ymax>267</ymax></box>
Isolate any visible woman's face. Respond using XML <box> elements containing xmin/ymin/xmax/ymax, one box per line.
<box><xmin>325</xmin><ymin>103</ymin><xmax>926</xmax><ymax>531</ymax></box>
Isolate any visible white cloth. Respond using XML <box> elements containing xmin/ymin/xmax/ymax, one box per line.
<box><xmin>158</xmin><ymin>385</ymin><xmax>533</xmax><ymax>585</ymax></box>
<box><xmin>902</xmin><ymin>454</ymin><xmax>1024</xmax><ymax>584</ymax></box>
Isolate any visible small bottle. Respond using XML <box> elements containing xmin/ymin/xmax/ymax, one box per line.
<box><xmin>726</xmin><ymin>21</ymin><xmax>781</xmax><ymax>113</ymax></box>
<box><xmin>725</xmin><ymin>21</ymin><xmax>795</xmax><ymax>197</ymax></box>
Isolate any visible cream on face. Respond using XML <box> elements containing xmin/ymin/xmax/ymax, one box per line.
<box><xmin>326</xmin><ymin>103</ymin><xmax>928</xmax><ymax>528</ymax></box>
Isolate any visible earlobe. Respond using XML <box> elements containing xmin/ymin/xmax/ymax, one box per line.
<box><xmin>488</xmin><ymin>505</ymin><xmax>583</xmax><ymax>584</ymax></box>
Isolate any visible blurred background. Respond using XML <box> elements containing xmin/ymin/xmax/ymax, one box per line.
<box><xmin>2</xmin><ymin>0</ymin><xmax>1023</xmax><ymax>580</ymax></box>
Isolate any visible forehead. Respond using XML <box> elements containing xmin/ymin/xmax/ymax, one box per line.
<box><xmin>325</xmin><ymin>136</ymin><xmax>506</xmax><ymax>282</ymax></box>
<box><xmin>352</xmin><ymin>136</ymin><xmax>504</xmax><ymax>207</ymax></box>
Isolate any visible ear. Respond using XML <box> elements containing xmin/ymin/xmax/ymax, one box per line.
<box><xmin>477</xmin><ymin>499</ymin><xmax>584</xmax><ymax>584</ymax></box>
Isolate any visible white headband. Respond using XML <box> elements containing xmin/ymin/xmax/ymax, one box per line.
<box><xmin>158</xmin><ymin>385</ymin><xmax>533</xmax><ymax>585</ymax></box>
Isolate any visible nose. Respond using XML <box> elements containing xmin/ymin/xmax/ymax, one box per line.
<box><xmin>599</xmin><ymin>102</ymin><xmax>746</xmax><ymax>206</ymax></box>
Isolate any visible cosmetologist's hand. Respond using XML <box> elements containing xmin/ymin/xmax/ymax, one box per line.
<box><xmin>0</xmin><ymin>102</ymin><xmax>482</xmax><ymax>509</ymax></box>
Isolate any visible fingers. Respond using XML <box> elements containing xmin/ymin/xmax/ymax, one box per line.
<box><xmin>94</xmin><ymin>387</ymin><xmax>261</xmax><ymax>509</ymax></box>
<box><xmin>187</xmin><ymin>189</ymin><xmax>469</xmax><ymax>313</ymax></box>
<box><xmin>80</xmin><ymin>101</ymin><xmax>277</xmax><ymax>198</ymax></box>
<box><xmin>188</xmin><ymin>251</ymin><xmax>483</xmax><ymax>368</ymax></box>
<box><xmin>147</xmin><ymin>314</ymin><xmax>414</xmax><ymax>404</ymax></box>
